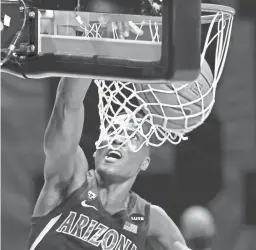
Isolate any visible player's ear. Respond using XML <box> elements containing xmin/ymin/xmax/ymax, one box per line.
<box><xmin>140</xmin><ymin>156</ymin><xmax>150</xmax><ymax>171</ymax></box>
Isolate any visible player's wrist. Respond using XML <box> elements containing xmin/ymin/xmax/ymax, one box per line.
<box><xmin>57</xmin><ymin>77</ymin><xmax>92</xmax><ymax>103</ymax></box>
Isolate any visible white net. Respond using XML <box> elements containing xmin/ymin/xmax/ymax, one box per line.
<box><xmin>74</xmin><ymin>4</ymin><xmax>235</xmax><ymax>151</ymax></box>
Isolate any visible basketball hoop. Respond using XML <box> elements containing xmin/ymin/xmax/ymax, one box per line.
<box><xmin>93</xmin><ymin>3</ymin><xmax>235</xmax><ymax>152</ymax></box>
<box><xmin>200</xmin><ymin>4</ymin><xmax>235</xmax><ymax>85</ymax></box>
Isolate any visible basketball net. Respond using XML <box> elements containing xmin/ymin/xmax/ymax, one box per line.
<box><xmin>76</xmin><ymin>6</ymin><xmax>234</xmax><ymax>151</ymax></box>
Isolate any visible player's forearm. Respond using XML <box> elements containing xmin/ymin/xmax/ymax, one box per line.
<box><xmin>44</xmin><ymin>77</ymin><xmax>92</xmax><ymax>155</ymax></box>
<box><xmin>56</xmin><ymin>77</ymin><xmax>92</xmax><ymax>108</ymax></box>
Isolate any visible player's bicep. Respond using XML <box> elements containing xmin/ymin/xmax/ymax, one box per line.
<box><xmin>44</xmin><ymin>145</ymin><xmax>87</xmax><ymax>181</ymax></box>
<box><xmin>43</xmin><ymin>90</ymin><xmax>85</xmax><ymax>180</ymax></box>
<box><xmin>67</xmin><ymin>146</ymin><xmax>88</xmax><ymax>194</ymax></box>
<box><xmin>44</xmin><ymin>92</ymin><xmax>85</xmax><ymax>154</ymax></box>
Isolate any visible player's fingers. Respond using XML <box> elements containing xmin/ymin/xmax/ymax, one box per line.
<box><xmin>123</xmin><ymin>22</ymin><xmax>130</xmax><ymax>38</ymax></box>
<box><xmin>104</xmin><ymin>20</ymin><xmax>115</xmax><ymax>38</ymax></box>
<box><xmin>152</xmin><ymin>3</ymin><xmax>162</xmax><ymax>14</ymax></box>
<box><xmin>39</xmin><ymin>10</ymin><xmax>55</xmax><ymax>34</ymax></box>
<box><xmin>116</xmin><ymin>21</ymin><xmax>125</xmax><ymax>39</ymax></box>
<box><xmin>173</xmin><ymin>241</ymin><xmax>191</xmax><ymax>250</ymax></box>
<box><xmin>98</xmin><ymin>15</ymin><xmax>108</xmax><ymax>28</ymax></box>
<box><xmin>128</xmin><ymin>21</ymin><xmax>144</xmax><ymax>36</ymax></box>
<box><xmin>40</xmin><ymin>19</ymin><xmax>53</xmax><ymax>34</ymax></box>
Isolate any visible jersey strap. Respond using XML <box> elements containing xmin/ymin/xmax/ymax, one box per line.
<box><xmin>140</xmin><ymin>202</ymin><xmax>151</xmax><ymax>238</ymax></box>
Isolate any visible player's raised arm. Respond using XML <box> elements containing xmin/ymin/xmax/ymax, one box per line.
<box><xmin>43</xmin><ymin>77</ymin><xmax>91</xmax><ymax>182</ymax></box>
<box><xmin>33</xmin><ymin>77</ymin><xmax>92</xmax><ymax>218</ymax></box>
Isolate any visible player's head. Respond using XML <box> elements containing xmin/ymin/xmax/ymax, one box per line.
<box><xmin>180</xmin><ymin>206</ymin><xmax>216</xmax><ymax>250</ymax></box>
<box><xmin>94</xmin><ymin>112</ymin><xmax>152</xmax><ymax>182</ymax></box>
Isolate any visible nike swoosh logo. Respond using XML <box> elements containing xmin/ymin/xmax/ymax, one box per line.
<box><xmin>81</xmin><ymin>200</ymin><xmax>98</xmax><ymax>211</ymax></box>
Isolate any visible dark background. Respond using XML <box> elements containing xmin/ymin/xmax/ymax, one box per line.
<box><xmin>1</xmin><ymin>0</ymin><xmax>256</xmax><ymax>250</ymax></box>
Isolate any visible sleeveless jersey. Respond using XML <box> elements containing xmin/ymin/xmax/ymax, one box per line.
<box><xmin>28</xmin><ymin>170</ymin><xmax>151</xmax><ymax>250</ymax></box>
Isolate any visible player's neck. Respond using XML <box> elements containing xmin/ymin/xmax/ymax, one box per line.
<box><xmin>95</xmin><ymin>171</ymin><xmax>136</xmax><ymax>213</ymax></box>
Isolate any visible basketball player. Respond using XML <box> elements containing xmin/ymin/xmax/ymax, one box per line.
<box><xmin>28</xmin><ymin>77</ymin><xmax>191</xmax><ymax>250</ymax></box>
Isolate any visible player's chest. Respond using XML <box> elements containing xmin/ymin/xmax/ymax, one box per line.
<box><xmin>45</xmin><ymin>208</ymin><xmax>141</xmax><ymax>250</ymax></box>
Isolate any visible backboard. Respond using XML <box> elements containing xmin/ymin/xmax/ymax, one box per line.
<box><xmin>1</xmin><ymin>0</ymin><xmax>201</xmax><ymax>83</ymax></box>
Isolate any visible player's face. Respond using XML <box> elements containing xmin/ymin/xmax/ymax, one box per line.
<box><xmin>94</xmin><ymin>115</ymin><xmax>151</xmax><ymax>181</ymax></box>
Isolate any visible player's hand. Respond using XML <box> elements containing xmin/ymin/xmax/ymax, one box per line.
<box><xmin>173</xmin><ymin>241</ymin><xmax>192</xmax><ymax>250</ymax></box>
<box><xmin>99</xmin><ymin>16</ymin><xmax>143</xmax><ymax>39</ymax></box>
<box><xmin>39</xmin><ymin>10</ymin><xmax>54</xmax><ymax>34</ymax></box>
<box><xmin>111</xmin><ymin>21</ymin><xmax>143</xmax><ymax>39</ymax></box>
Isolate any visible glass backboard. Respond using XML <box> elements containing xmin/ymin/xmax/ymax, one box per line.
<box><xmin>1</xmin><ymin>0</ymin><xmax>201</xmax><ymax>83</ymax></box>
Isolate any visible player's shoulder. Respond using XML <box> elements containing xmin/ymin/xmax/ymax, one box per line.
<box><xmin>130</xmin><ymin>192</ymin><xmax>151</xmax><ymax>215</ymax></box>
<box><xmin>148</xmin><ymin>205</ymin><xmax>185</xmax><ymax>244</ymax></box>
<box><xmin>67</xmin><ymin>168</ymin><xmax>96</xmax><ymax>196</ymax></box>
<box><xmin>148</xmin><ymin>204</ymin><xmax>177</xmax><ymax>228</ymax></box>
<box><xmin>149</xmin><ymin>205</ymin><xmax>170</xmax><ymax>225</ymax></box>
<box><xmin>130</xmin><ymin>195</ymin><xmax>184</xmax><ymax>242</ymax></box>
<box><xmin>131</xmin><ymin>193</ymin><xmax>166</xmax><ymax>217</ymax></box>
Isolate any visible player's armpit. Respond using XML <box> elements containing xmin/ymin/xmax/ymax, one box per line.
<box><xmin>148</xmin><ymin>205</ymin><xmax>186</xmax><ymax>250</ymax></box>
<box><xmin>32</xmin><ymin>176</ymin><xmax>68</xmax><ymax>218</ymax></box>
<box><xmin>33</xmin><ymin>146</ymin><xmax>88</xmax><ymax>218</ymax></box>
